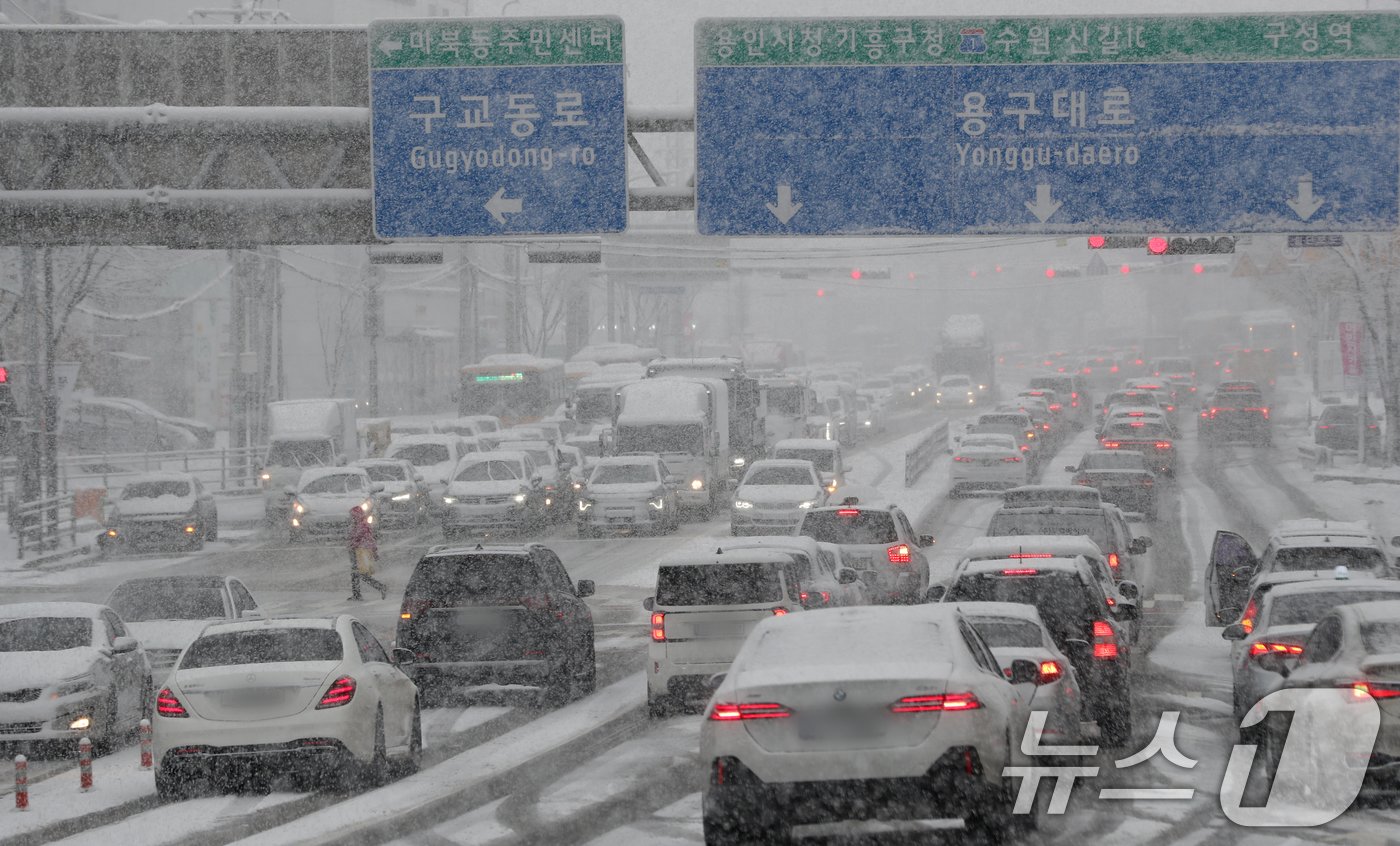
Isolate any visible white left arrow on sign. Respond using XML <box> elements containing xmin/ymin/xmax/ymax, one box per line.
<box><xmin>378</xmin><ymin>38</ymin><xmax>404</xmax><ymax>55</ymax></box>
<box><xmin>765</xmin><ymin>183</ymin><xmax>802</xmax><ymax>224</ymax></box>
<box><xmin>485</xmin><ymin>188</ymin><xmax>524</xmax><ymax>224</ymax></box>
<box><xmin>1024</xmin><ymin>182</ymin><xmax>1063</xmax><ymax>223</ymax></box>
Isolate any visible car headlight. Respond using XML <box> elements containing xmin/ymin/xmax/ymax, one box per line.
<box><xmin>360</xmin><ymin>500</ymin><xmax>373</xmax><ymax>513</ymax></box>
<box><xmin>577</xmin><ymin>499</ymin><xmax>593</xmax><ymax>512</ymax></box>
<box><xmin>52</xmin><ymin>674</ymin><xmax>95</xmax><ymax>699</ymax></box>
<box><xmin>979</xmin><ymin>384</ymin><xmax>987</xmax><ymax>391</ymax></box>
<box><xmin>292</xmin><ymin>501</ymin><xmax>305</xmax><ymax>515</ymax></box>
<box><xmin>935</xmin><ymin>392</ymin><xmax>943</xmax><ymax>398</ymax></box>
<box><xmin>442</xmin><ymin>495</ymin><xmax>458</xmax><ymax>505</ymax></box>
<box><xmin>648</xmin><ymin>497</ymin><xmax>666</xmax><ymax>510</ymax></box>
<box><xmin>798</xmin><ymin>500</ymin><xmax>816</xmax><ymax>509</ymax></box>
<box><xmin>733</xmin><ymin>500</ymin><xmax>753</xmax><ymax>510</ymax></box>
<box><xmin>391</xmin><ymin>492</ymin><xmax>412</xmax><ymax>502</ymax></box>
<box><xmin>732</xmin><ymin>456</ymin><xmax>746</xmax><ymax>467</ymax></box>
<box><xmin>259</xmin><ymin>472</ymin><xmax>271</xmax><ymax>482</ymax></box>
<box><xmin>572</xmin><ymin>481</ymin><xmax>584</xmax><ymax>492</ymax></box>
<box><xmin>513</xmin><ymin>493</ymin><xmax>528</xmax><ymax>504</ymax></box>
<box><xmin>826</xmin><ymin>481</ymin><xmax>838</xmax><ymax>494</ymax></box>
<box><xmin>690</xmin><ymin>479</ymin><xmax>705</xmax><ymax>491</ymax></box>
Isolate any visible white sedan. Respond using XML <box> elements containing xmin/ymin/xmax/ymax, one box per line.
<box><xmin>153</xmin><ymin>615</ymin><xmax>420</xmax><ymax>798</ymax></box>
<box><xmin>701</xmin><ymin>605</ymin><xmax>1041</xmax><ymax>842</ymax></box>
<box><xmin>950</xmin><ymin>433</ymin><xmax>1030</xmax><ymax>496</ymax></box>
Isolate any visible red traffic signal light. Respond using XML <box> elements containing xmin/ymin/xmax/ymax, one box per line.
<box><xmin>849</xmin><ymin>269</ymin><xmax>862</xmax><ymax>280</ymax></box>
<box><xmin>1147</xmin><ymin>237</ymin><xmax>1170</xmax><ymax>255</ymax></box>
<box><xmin>816</xmin><ymin>288</ymin><xmax>826</xmax><ymax>298</ymax></box>
<box><xmin>1087</xmin><ymin>235</ymin><xmax>1107</xmax><ymax>249</ymax></box>
<box><xmin>0</xmin><ymin>366</ymin><xmax>7</xmax><ymax>383</ymax></box>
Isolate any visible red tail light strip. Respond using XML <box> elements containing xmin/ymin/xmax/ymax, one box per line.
<box><xmin>316</xmin><ymin>676</ymin><xmax>356</xmax><ymax>709</ymax></box>
<box><xmin>709</xmin><ymin>702</ymin><xmax>792</xmax><ymax>721</ymax></box>
<box><xmin>891</xmin><ymin>692</ymin><xmax>982</xmax><ymax>713</ymax></box>
<box><xmin>156</xmin><ymin>687</ymin><xmax>188</xmax><ymax>718</ymax></box>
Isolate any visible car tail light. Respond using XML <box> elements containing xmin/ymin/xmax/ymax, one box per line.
<box><xmin>400</xmin><ymin>598</ymin><xmax>432</xmax><ymax>621</ymax></box>
<box><xmin>771</xmin><ymin>607</ymin><xmax>789</xmax><ymax>616</ymax></box>
<box><xmin>1107</xmin><ymin>552</ymin><xmax>1120</xmax><ymax>572</ymax></box>
<box><xmin>887</xmin><ymin>544</ymin><xmax>912</xmax><ymax>564</ymax></box>
<box><xmin>650</xmin><ymin>612</ymin><xmax>666</xmax><ymax>641</ymax></box>
<box><xmin>1073</xmin><ymin>475</ymin><xmax>1091</xmax><ymax>486</ymax></box>
<box><xmin>1249</xmin><ymin>642</ymin><xmax>1303</xmax><ymax>658</ymax></box>
<box><xmin>891</xmin><ymin>692</ymin><xmax>982</xmax><ymax>713</ymax></box>
<box><xmin>1092</xmin><ymin>620</ymin><xmax>1118</xmax><ymax>659</ymax></box>
<box><xmin>799</xmin><ymin>590</ymin><xmax>832</xmax><ymax>607</ymax></box>
<box><xmin>1245</xmin><ymin>407</ymin><xmax>1270</xmax><ymax>419</ymax></box>
<box><xmin>1110</xmin><ymin>365</ymin><xmax>1119</xmax><ymax>373</ymax></box>
<box><xmin>1020</xmin><ymin>444</ymin><xmax>1030</xmax><ymax>453</ymax></box>
<box><xmin>1103</xmin><ymin>441</ymin><xmax>1121</xmax><ymax>449</ymax></box>
<box><xmin>709</xmin><ymin>702</ymin><xmax>792</xmax><ymax>721</ymax></box>
<box><xmin>836</xmin><ymin>508</ymin><xmax>861</xmax><ymax>517</ymax></box>
<box><xmin>1241</xmin><ymin>597</ymin><xmax>1258</xmax><ymax>635</ymax></box>
<box><xmin>1048</xmin><ymin>403</ymin><xmax>1062</xmax><ymax>411</ymax></box>
<box><xmin>1155</xmin><ymin>441</ymin><xmax>1173</xmax><ymax>450</ymax></box>
<box><xmin>316</xmin><ymin>676</ymin><xmax>356</xmax><ymax>709</ymax></box>
<box><xmin>1004</xmin><ymin>456</ymin><xmax>1023</xmax><ymax>463</ymax></box>
<box><xmin>953</xmin><ymin>456</ymin><xmax>974</xmax><ymax>463</ymax></box>
<box><xmin>1318</xmin><ymin>424</ymin><xmax>1331</xmax><ymax>429</ymax></box>
<box><xmin>1141</xmin><ymin>477</ymin><xmax>1154</xmax><ymax>486</ymax></box>
<box><xmin>1354</xmin><ymin>682</ymin><xmax>1400</xmax><ymax>700</ymax></box>
<box><xmin>1039</xmin><ymin>661</ymin><xmax>1063</xmax><ymax>683</ymax></box>
<box><xmin>156</xmin><ymin>688</ymin><xmax>188</xmax><ymax>718</ymax></box>
<box><xmin>1001</xmin><ymin>568</ymin><xmax>1040</xmax><ymax>576</ymax></box>
<box><xmin>1008</xmin><ymin>553</ymin><xmax>1053</xmax><ymax>559</ymax></box>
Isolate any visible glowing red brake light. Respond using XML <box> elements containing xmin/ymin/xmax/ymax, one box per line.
<box><xmin>1103</xmin><ymin>441</ymin><xmax>1121</xmax><ymax>449</ymax></box>
<box><xmin>771</xmin><ymin>607</ymin><xmax>789</xmax><ymax>616</ymax></box>
<box><xmin>887</xmin><ymin>544</ymin><xmax>912</xmax><ymax>564</ymax></box>
<box><xmin>1039</xmin><ymin>661</ymin><xmax>1063</xmax><ymax>683</ymax></box>
<box><xmin>1008</xmin><ymin>553</ymin><xmax>1053</xmax><ymax>559</ymax></box>
<box><xmin>650</xmin><ymin>611</ymin><xmax>666</xmax><ymax>642</ymax></box>
<box><xmin>1000</xmin><ymin>568</ymin><xmax>1040</xmax><ymax>575</ymax></box>
<box><xmin>1249</xmin><ymin>642</ymin><xmax>1303</xmax><ymax>658</ymax></box>
<box><xmin>1003</xmin><ymin>456</ymin><xmax>1022</xmax><ymax>463</ymax></box>
<box><xmin>1155</xmin><ymin>441</ymin><xmax>1173</xmax><ymax>450</ymax></box>
<box><xmin>1092</xmin><ymin>620</ymin><xmax>1118</xmax><ymax>659</ymax></box>
<box><xmin>1354</xmin><ymin>682</ymin><xmax>1400</xmax><ymax>700</ymax></box>
<box><xmin>156</xmin><ymin>687</ymin><xmax>188</xmax><ymax>718</ymax></box>
<box><xmin>316</xmin><ymin>676</ymin><xmax>356</xmax><ymax>709</ymax></box>
<box><xmin>836</xmin><ymin>508</ymin><xmax>861</xmax><ymax>517</ymax></box>
<box><xmin>709</xmin><ymin>702</ymin><xmax>792</xmax><ymax>721</ymax></box>
<box><xmin>953</xmin><ymin>456</ymin><xmax>974</xmax><ymax>463</ymax></box>
<box><xmin>891</xmin><ymin>692</ymin><xmax>981</xmax><ymax>713</ymax></box>
<box><xmin>1241</xmin><ymin>598</ymin><xmax>1257</xmax><ymax>634</ymax></box>
<box><xmin>1107</xmin><ymin>552</ymin><xmax>1120</xmax><ymax>572</ymax></box>
<box><xmin>1048</xmin><ymin>403</ymin><xmax>1062</xmax><ymax>411</ymax></box>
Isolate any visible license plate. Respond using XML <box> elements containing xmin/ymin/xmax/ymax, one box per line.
<box><xmin>454</xmin><ymin>611</ymin><xmax>503</xmax><ymax>632</ymax></box>
<box><xmin>221</xmin><ymin>689</ymin><xmax>285</xmax><ymax>708</ymax></box>
<box><xmin>690</xmin><ymin>622</ymin><xmax>742</xmax><ymax>639</ymax></box>
<box><xmin>798</xmin><ymin>712</ymin><xmax>885</xmax><ymax>741</ymax></box>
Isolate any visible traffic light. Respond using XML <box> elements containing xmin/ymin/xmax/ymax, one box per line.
<box><xmin>1146</xmin><ymin>236</ymin><xmax>1236</xmax><ymax>255</ymax></box>
<box><xmin>0</xmin><ymin>366</ymin><xmax>7</xmax><ymax>383</ymax></box>
<box><xmin>850</xmin><ymin>269</ymin><xmax>862</xmax><ymax>280</ymax></box>
<box><xmin>816</xmin><ymin>288</ymin><xmax>826</xmax><ymax>298</ymax></box>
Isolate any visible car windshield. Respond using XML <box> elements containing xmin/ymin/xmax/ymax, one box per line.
<box><xmin>1269</xmin><ymin>590</ymin><xmax>1400</xmax><ymax>627</ymax></box>
<box><xmin>766</xmin><ymin>386</ymin><xmax>806</xmax><ymax>415</ymax></box>
<box><xmin>108</xmin><ymin>584</ymin><xmax>225</xmax><ymax>621</ymax></box>
<box><xmin>0</xmin><ymin>617</ymin><xmax>92</xmax><ymax>651</ymax></box>
<box><xmin>1273</xmin><ymin>547</ymin><xmax>1388</xmax><ymax>574</ymax></box>
<box><xmin>615</xmin><ymin>424</ymin><xmax>703</xmax><ymax>455</ymax></box>
<box><xmin>942</xmin><ymin>377</ymin><xmax>971</xmax><ymax>388</ymax></box>
<box><xmin>800</xmin><ymin>510</ymin><xmax>899</xmax><ymax>545</ymax></box>
<box><xmin>265</xmin><ymin>440</ymin><xmax>331</xmax><ymax>467</ymax></box>
<box><xmin>456</xmin><ymin>460</ymin><xmax>524</xmax><ymax>482</ymax></box>
<box><xmin>1362</xmin><ymin>621</ymin><xmax>1400</xmax><ymax>654</ymax></box>
<box><xmin>947</xmin><ymin>573</ymin><xmax>1093</xmax><ymax>643</ymax></box>
<box><xmin>405</xmin><ymin>555</ymin><xmax>544</xmax><ymax>604</ymax></box>
<box><xmin>1320</xmin><ymin>407</ymin><xmax>1361</xmax><ymax>423</ymax></box>
<box><xmin>180</xmin><ymin>628</ymin><xmax>344</xmax><ymax>668</ymax></box>
<box><xmin>590</xmin><ymin>463</ymin><xmax>658</xmax><ymax>485</ymax></box>
<box><xmin>361</xmin><ymin>464</ymin><xmax>406</xmax><ymax>482</ymax></box>
<box><xmin>656</xmin><ymin>562</ymin><xmax>783</xmax><ymax>606</ymax></box>
<box><xmin>745</xmin><ymin>467</ymin><xmax>815</xmax><ymax>486</ymax></box>
<box><xmin>969</xmin><ymin>617</ymin><xmax>1043</xmax><ymax>648</ymax></box>
<box><xmin>389</xmin><ymin>443</ymin><xmax>451</xmax><ymax>465</ymax></box>
<box><xmin>122</xmin><ymin>480</ymin><xmax>191</xmax><ymax>499</ymax></box>
<box><xmin>775</xmin><ymin>449</ymin><xmax>834</xmax><ymax>472</ymax></box>
<box><xmin>301</xmin><ymin>474</ymin><xmax>365</xmax><ymax>495</ymax></box>
<box><xmin>987</xmin><ymin>511</ymin><xmax>1111</xmax><ymax>551</ymax></box>
<box><xmin>1081</xmin><ymin>453</ymin><xmax>1150</xmax><ymax>471</ymax></box>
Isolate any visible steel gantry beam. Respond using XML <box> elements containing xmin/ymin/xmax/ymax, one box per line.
<box><xmin>0</xmin><ymin>26</ymin><xmax>695</xmax><ymax>247</ymax></box>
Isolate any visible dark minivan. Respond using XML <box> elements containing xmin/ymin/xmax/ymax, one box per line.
<box><xmin>396</xmin><ymin>543</ymin><xmax>595</xmax><ymax>705</ymax></box>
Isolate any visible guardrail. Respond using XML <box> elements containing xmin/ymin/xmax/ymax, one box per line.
<box><xmin>7</xmin><ymin>491</ymin><xmax>77</xmax><ymax>561</ymax></box>
<box><xmin>0</xmin><ymin>445</ymin><xmax>265</xmax><ymax>504</ymax></box>
<box><xmin>904</xmin><ymin>421</ymin><xmax>950</xmax><ymax>487</ymax></box>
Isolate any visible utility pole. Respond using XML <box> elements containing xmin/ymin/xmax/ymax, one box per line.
<box><xmin>228</xmin><ymin>250</ymin><xmax>251</xmax><ymax>460</ymax></box>
<box><xmin>365</xmin><ymin>262</ymin><xmax>383</xmax><ymax>416</ymax></box>
<box><xmin>18</xmin><ymin>247</ymin><xmax>40</xmax><ymax>506</ymax></box>
<box><xmin>42</xmin><ymin>248</ymin><xmax>57</xmax><ymax>527</ymax></box>
<box><xmin>458</xmin><ymin>246</ymin><xmax>479</xmax><ymax>366</ymax></box>
<box><xmin>505</xmin><ymin>244</ymin><xmax>524</xmax><ymax>353</ymax></box>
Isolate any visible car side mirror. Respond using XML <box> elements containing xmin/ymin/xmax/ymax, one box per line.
<box><xmin>918</xmin><ymin>534</ymin><xmax>936</xmax><ymax>548</ymax></box>
<box><xmin>1254</xmin><ymin>651</ymin><xmax>1290</xmax><ymax>676</ymax></box>
<box><xmin>642</xmin><ymin>596</ymin><xmax>655</xmax><ymax>611</ymax></box>
<box><xmin>531</xmin><ymin>475</ymin><xmax>544</xmax><ymax>487</ymax></box>
<box><xmin>1008</xmin><ymin>658</ymin><xmax>1041</xmax><ymax>686</ymax></box>
<box><xmin>1391</xmin><ymin>535</ymin><xmax>1400</xmax><ymax>548</ymax></box>
<box><xmin>576</xmin><ymin>579</ymin><xmax>595</xmax><ymax>598</ymax></box>
<box><xmin>415</xmin><ymin>474</ymin><xmax>426</xmax><ymax>483</ymax></box>
<box><xmin>1129</xmin><ymin>538</ymin><xmax>1150</xmax><ymax>555</ymax></box>
<box><xmin>1222</xmin><ymin>622</ymin><xmax>1248</xmax><ymax>641</ymax></box>
<box><xmin>707</xmin><ymin>673</ymin><xmax>727</xmax><ymax>689</ymax></box>
<box><xmin>837</xmin><ymin>568</ymin><xmax>859</xmax><ymax>585</ymax></box>
<box><xmin>1064</xmin><ymin>465</ymin><xmax>1077</xmax><ymax>473</ymax></box>
<box><xmin>110</xmin><ymin>636</ymin><xmax>138</xmax><ymax>654</ymax></box>
<box><xmin>392</xmin><ymin>647</ymin><xmax>416</xmax><ymax>667</ymax></box>
<box><xmin>923</xmin><ymin>584</ymin><xmax>946</xmax><ymax>603</ymax></box>
<box><xmin>371</xmin><ymin>483</ymin><xmax>385</xmax><ymax>494</ymax></box>
<box><xmin>1118</xmin><ymin>580</ymin><xmax>1140</xmax><ymax>601</ymax></box>
<box><xmin>1063</xmin><ymin>638</ymin><xmax>1092</xmax><ymax>666</ymax></box>
<box><xmin>283</xmin><ymin>486</ymin><xmax>297</xmax><ymax>497</ymax></box>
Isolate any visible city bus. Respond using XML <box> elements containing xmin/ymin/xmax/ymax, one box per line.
<box><xmin>459</xmin><ymin>355</ymin><xmax>567</xmax><ymax>428</ymax></box>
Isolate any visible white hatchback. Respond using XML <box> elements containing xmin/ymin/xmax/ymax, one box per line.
<box><xmin>153</xmin><ymin>615</ymin><xmax>420</xmax><ymax>798</ymax></box>
<box><xmin>950</xmin><ymin>433</ymin><xmax>1029</xmax><ymax>496</ymax></box>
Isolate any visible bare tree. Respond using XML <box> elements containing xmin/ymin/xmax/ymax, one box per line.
<box><xmin>315</xmin><ymin>283</ymin><xmax>357</xmax><ymax>395</ymax></box>
<box><xmin>1329</xmin><ymin>236</ymin><xmax>1400</xmax><ymax>462</ymax></box>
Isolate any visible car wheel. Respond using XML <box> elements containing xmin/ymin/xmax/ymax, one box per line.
<box><xmin>394</xmin><ymin>700</ymin><xmax>423</xmax><ymax>779</ymax></box>
<box><xmin>574</xmin><ymin>646</ymin><xmax>597</xmax><ymax>699</ymax></box>
<box><xmin>965</xmin><ymin>780</ymin><xmax>1016</xmax><ymax>843</ymax></box>
<box><xmin>703</xmin><ymin>795</ymin><xmax>785</xmax><ymax>845</ymax></box>
<box><xmin>357</xmin><ymin>709</ymin><xmax>389</xmax><ymax>788</ymax></box>
<box><xmin>156</xmin><ymin>762</ymin><xmax>196</xmax><ymax>801</ymax></box>
<box><xmin>288</xmin><ymin>528</ymin><xmax>305</xmax><ymax>544</ymax></box>
<box><xmin>647</xmin><ymin>692</ymin><xmax>673</xmax><ymax>720</ymax></box>
<box><xmin>205</xmin><ymin>518</ymin><xmax>218</xmax><ymax>542</ymax></box>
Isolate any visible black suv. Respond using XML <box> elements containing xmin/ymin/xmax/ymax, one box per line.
<box><xmin>1027</xmin><ymin>374</ymin><xmax>1092</xmax><ymax>429</ymax></box>
<box><xmin>396</xmin><ymin>543</ymin><xmax>596</xmax><ymax>705</ymax></box>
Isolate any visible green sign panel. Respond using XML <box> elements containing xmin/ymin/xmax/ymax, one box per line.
<box><xmin>475</xmin><ymin>373</ymin><xmax>526</xmax><ymax>383</ymax></box>
<box><xmin>371</xmin><ymin>17</ymin><xmax>623</xmax><ymax>68</ymax></box>
<box><xmin>696</xmin><ymin>13</ymin><xmax>1400</xmax><ymax>66</ymax></box>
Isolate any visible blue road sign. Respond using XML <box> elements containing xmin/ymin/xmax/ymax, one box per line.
<box><xmin>369</xmin><ymin>18</ymin><xmax>627</xmax><ymax>239</ymax></box>
<box><xmin>695</xmin><ymin>15</ymin><xmax>1400</xmax><ymax>236</ymax></box>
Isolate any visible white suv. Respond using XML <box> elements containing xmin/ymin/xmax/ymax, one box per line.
<box><xmin>644</xmin><ymin>550</ymin><xmax>807</xmax><ymax>717</ymax></box>
<box><xmin>797</xmin><ymin>498</ymin><xmax>932</xmax><ymax>604</ymax></box>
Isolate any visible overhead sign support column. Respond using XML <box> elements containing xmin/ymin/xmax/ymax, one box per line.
<box><xmin>695</xmin><ymin>14</ymin><xmax>1400</xmax><ymax>236</ymax></box>
<box><xmin>370</xmin><ymin>16</ymin><xmax>628</xmax><ymax>239</ymax></box>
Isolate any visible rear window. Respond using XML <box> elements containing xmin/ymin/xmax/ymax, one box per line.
<box><xmin>1270</xmin><ymin>590</ymin><xmax>1400</xmax><ymax>627</ymax></box>
<box><xmin>968</xmin><ymin>617</ymin><xmax>1043</xmax><ymax>648</ymax></box>
<box><xmin>979</xmin><ymin>414</ymin><xmax>1028</xmax><ymax>427</ymax></box>
<box><xmin>1081</xmin><ymin>452</ymin><xmax>1150</xmax><ymax>471</ymax></box>
<box><xmin>1273</xmin><ymin>547</ymin><xmax>1388</xmax><ymax>574</ymax></box>
<box><xmin>361</xmin><ymin>464</ymin><xmax>407</xmax><ymax>482</ymax></box>
<box><xmin>1102</xmin><ymin>422</ymin><xmax>1171</xmax><ymax>439</ymax></box>
<box><xmin>108</xmin><ymin>584</ymin><xmax>225</xmax><ymax>621</ymax></box>
<box><xmin>657</xmin><ymin>562</ymin><xmax>784</xmax><ymax>606</ymax></box>
<box><xmin>987</xmin><ymin>511</ymin><xmax>1111</xmax><ymax>551</ymax></box>
<box><xmin>406</xmin><ymin>555</ymin><xmax>544</xmax><ymax>604</ymax></box>
<box><xmin>775</xmin><ymin>449</ymin><xmax>835</xmax><ymax>472</ymax></box>
<box><xmin>800</xmin><ymin>510</ymin><xmax>899</xmax><ymax>545</ymax></box>
<box><xmin>180</xmin><ymin>628</ymin><xmax>343</xmax><ymax>668</ymax></box>
<box><xmin>946</xmin><ymin>572</ymin><xmax>1094</xmax><ymax>642</ymax></box>
<box><xmin>1363</xmin><ymin>621</ymin><xmax>1400</xmax><ymax>654</ymax></box>
<box><xmin>0</xmin><ymin>617</ymin><xmax>92</xmax><ymax>652</ymax></box>
<box><xmin>123</xmin><ymin>481</ymin><xmax>191</xmax><ymax>499</ymax></box>
<box><xmin>389</xmin><ymin>444</ymin><xmax>451</xmax><ymax>466</ymax></box>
